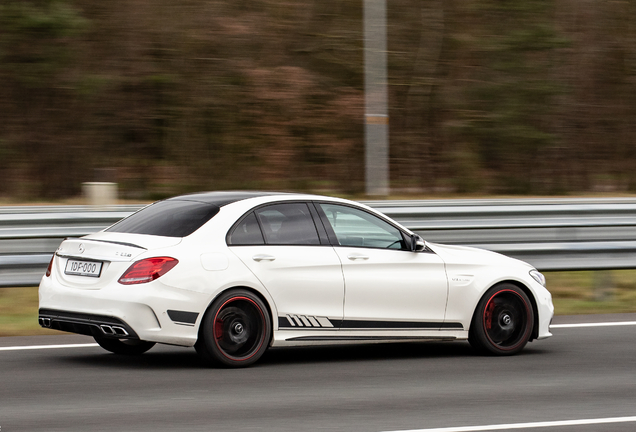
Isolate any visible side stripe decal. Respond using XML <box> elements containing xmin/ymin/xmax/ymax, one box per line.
<box><xmin>340</xmin><ymin>320</ymin><xmax>463</xmax><ymax>330</ymax></box>
<box><xmin>278</xmin><ymin>316</ymin><xmax>463</xmax><ymax>330</ymax></box>
<box><xmin>279</xmin><ymin>315</ymin><xmax>335</xmax><ymax>328</ymax></box>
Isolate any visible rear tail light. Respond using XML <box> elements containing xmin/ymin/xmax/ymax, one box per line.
<box><xmin>118</xmin><ymin>257</ymin><xmax>179</xmax><ymax>285</ymax></box>
<box><xmin>45</xmin><ymin>255</ymin><xmax>54</xmax><ymax>277</ymax></box>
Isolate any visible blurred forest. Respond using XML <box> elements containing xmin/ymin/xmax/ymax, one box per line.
<box><xmin>1</xmin><ymin>0</ymin><xmax>635</xmax><ymax>200</ymax></box>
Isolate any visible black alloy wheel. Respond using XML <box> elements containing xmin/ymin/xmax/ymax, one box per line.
<box><xmin>196</xmin><ymin>289</ymin><xmax>271</xmax><ymax>367</ymax></box>
<box><xmin>469</xmin><ymin>283</ymin><xmax>534</xmax><ymax>355</ymax></box>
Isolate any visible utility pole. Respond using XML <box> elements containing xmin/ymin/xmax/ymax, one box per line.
<box><xmin>364</xmin><ymin>0</ymin><xmax>389</xmax><ymax>196</ymax></box>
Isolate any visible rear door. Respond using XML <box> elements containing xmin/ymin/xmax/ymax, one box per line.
<box><xmin>227</xmin><ymin>202</ymin><xmax>344</xmax><ymax>329</ymax></box>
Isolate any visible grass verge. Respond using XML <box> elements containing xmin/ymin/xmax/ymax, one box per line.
<box><xmin>3</xmin><ymin>270</ymin><xmax>636</xmax><ymax>337</ymax></box>
<box><xmin>546</xmin><ymin>270</ymin><xmax>636</xmax><ymax>315</ymax></box>
<box><xmin>0</xmin><ymin>287</ymin><xmax>66</xmax><ymax>337</ymax></box>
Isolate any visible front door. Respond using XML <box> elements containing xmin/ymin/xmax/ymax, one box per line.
<box><xmin>316</xmin><ymin>203</ymin><xmax>449</xmax><ymax>329</ymax></box>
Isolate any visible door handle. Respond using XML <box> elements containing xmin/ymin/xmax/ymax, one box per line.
<box><xmin>252</xmin><ymin>254</ymin><xmax>276</xmax><ymax>262</ymax></box>
<box><xmin>347</xmin><ymin>254</ymin><xmax>369</xmax><ymax>261</ymax></box>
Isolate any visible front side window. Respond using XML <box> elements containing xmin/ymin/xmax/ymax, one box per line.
<box><xmin>318</xmin><ymin>203</ymin><xmax>406</xmax><ymax>249</ymax></box>
<box><xmin>255</xmin><ymin>203</ymin><xmax>320</xmax><ymax>245</ymax></box>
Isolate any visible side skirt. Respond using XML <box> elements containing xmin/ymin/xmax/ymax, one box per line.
<box><xmin>286</xmin><ymin>335</ymin><xmax>457</xmax><ymax>342</ymax></box>
<box><xmin>271</xmin><ymin>329</ymin><xmax>469</xmax><ymax>347</ymax></box>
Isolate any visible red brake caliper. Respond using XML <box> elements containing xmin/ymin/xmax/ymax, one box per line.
<box><xmin>485</xmin><ymin>299</ymin><xmax>496</xmax><ymax>330</ymax></box>
<box><xmin>214</xmin><ymin>318</ymin><xmax>224</xmax><ymax>340</ymax></box>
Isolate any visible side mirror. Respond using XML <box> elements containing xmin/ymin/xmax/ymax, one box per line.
<box><xmin>410</xmin><ymin>234</ymin><xmax>426</xmax><ymax>252</ymax></box>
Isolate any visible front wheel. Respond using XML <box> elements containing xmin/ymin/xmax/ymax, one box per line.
<box><xmin>93</xmin><ymin>335</ymin><xmax>155</xmax><ymax>355</ymax></box>
<box><xmin>469</xmin><ymin>284</ymin><xmax>534</xmax><ymax>355</ymax></box>
<box><xmin>195</xmin><ymin>289</ymin><xmax>271</xmax><ymax>367</ymax></box>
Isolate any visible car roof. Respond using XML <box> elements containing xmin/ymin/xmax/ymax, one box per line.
<box><xmin>165</xmin><ymin>191</ymin><xmax>291</xmax><ymax>207</ymax></box>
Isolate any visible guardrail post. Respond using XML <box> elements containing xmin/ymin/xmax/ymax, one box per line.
<box><xmin>82</xmin><ymin>182</ymin><xmax>118</xmax><ymax>207</ymax></box>
<box><xmin>593</xmin><ymin>271</ymin><xmax>614</xmax><ymax>301</ymax></box>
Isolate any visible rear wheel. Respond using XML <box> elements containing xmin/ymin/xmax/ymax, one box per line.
<box><xmin>195</xmin><ymin>289</ymin><xmax>271</xmax><ymax>367</ymax></box>
<box><xmin>93</xmin><ymin>335</ymin><xmax>155</xmax><ymax>355</ymax></box>
<box><xmin>469</xmin><ymin>283</ymin><xmax>534</xmax><ymax>355</ymax></box>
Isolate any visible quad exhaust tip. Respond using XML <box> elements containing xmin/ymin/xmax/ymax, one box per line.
<box><xmin>100</xmin><ymin>325</ymin><xmax>129</xmax><ymax>337</ymax></box>
<box><xmin>37</xmin><ymin>310</ymin><xmax>135</xmax><ymax>338</ymax></box>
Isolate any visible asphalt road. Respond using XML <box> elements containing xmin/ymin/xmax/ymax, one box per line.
<box><xmin>1</xmin><ymin>314</ymin><xmax>635</xmax><ymax>432</ymax></box>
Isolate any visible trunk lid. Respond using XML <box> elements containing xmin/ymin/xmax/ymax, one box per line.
<box><xmin>53</xmin><ymin>233</ymin><xmax>182</xmax><ymax>289</ymax></box>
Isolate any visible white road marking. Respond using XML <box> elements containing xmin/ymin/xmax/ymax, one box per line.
<box><xmin>550</xmin><ymin>321</ymin><xmax>636</xmax><ymax>329</ymax></box>
<box><xmin>0</xmin><ymin>343</ymin><xmax>98</xmax><ymax>352</ymax></box>
<box><xmin>1</xmin><ymin>320</ymin><xmax>634</xmax><ymax>351</ymax></box>
<box><xmin>384</xmin><ymin>415</ymin><xmax>636</xmax><ymax>432</ymax></box>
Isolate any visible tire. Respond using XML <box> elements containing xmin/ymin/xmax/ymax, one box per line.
<box><xmin>195</xmin><ymin>289</ymin><xmax>271</xmax><ymax>368</ymax></box>
<box><xmin>93</xmin><ymin>335</ymin><xmax>155</xmax><ymax>355</ymax></box>
<box><xmin>469</xmin><ymin>283</ymin><xmax>534</xmax><ymax>356</ymax></box>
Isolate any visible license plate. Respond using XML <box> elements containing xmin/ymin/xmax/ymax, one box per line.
<box><xmin>65</xmin><ymin>259</ymin><xmax>103</xmax><ymax>278</ymax></box>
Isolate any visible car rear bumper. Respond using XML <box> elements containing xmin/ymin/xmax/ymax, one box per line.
<box><xmin>38</xmin><ymin>275</ymin><xmax>207</xmax><ymax>347</ymax></box>
<box><xmin>38</xmin><ymin>308</ymin><xmax>140</xmax><ymax>340</ymax></box>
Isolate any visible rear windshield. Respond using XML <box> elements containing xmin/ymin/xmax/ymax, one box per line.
<box><xmin>107</xmin><ymin>200</ymin><xmax>220</xmax><ymax>237</ymax></box>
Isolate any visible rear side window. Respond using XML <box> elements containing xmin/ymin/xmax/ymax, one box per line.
<box><xmin>228</xmin><ymin>203</ymin><xmax>321</xmax><ymax>246</ymax></box>
<box><xmin>256</xmin><ymin>203</ymin><xmax>320</xmax><ymax>245</ymax></box>
<box><xmin>107</xmin><ymin>200</ymin><xmax>220</xmax><ymax>237</ymax></box>
<box><xmin>228</xmin><ymin>212</ymin><xmax>265</xmax><ymax>245</ymax></box>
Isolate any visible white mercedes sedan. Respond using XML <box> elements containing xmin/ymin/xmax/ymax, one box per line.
<box><xmin>39</xmin><ymin>192</ymin><xmax>553</xmax><ymax>367</ymax></box>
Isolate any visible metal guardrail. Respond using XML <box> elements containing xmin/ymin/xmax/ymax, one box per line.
<box><xmin>3</xmin><ymin>198</ymin><xmax>636</xmax><ymax>287</ymax></box>
<box><xmin>369</xmin><ymin>197</ymin><xmax>636</xmax><ymax>272</ymax></box>
<box><xmin>0</xmin><ymin>205</ymin><xmax>142</xmax><ymax>287</ymax></box>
